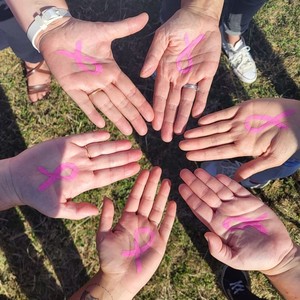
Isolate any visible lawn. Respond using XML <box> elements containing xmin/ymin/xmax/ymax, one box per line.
<box><xmin>0</xmin><ymin>0</ymin><xmax>299</xmax><ymax>299</ymax></box>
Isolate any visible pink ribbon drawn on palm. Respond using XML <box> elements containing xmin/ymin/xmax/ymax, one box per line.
<box><xmin>122</xmin><ymin>227</ymin><xmax>155</xmax><ymax>273</ymax></box>
<box><xmin>244</xmin><ymin>109</ymin><xmax>295</xmax><ymax>133</ymax></box>
<box><xmin>176</xmin><ymin>33</ymin><xmax>205</xmax><ymax>74</ymax></box>
<box><xmin>223</xmin><ymin>213</ymin><xmax>268</xmax><ymax>235</ymax></box>
<box><xmin>57</xmin><ymin>40</ymin><xmax>103</xmax><ymax>74</ymax></box>
<box><xmin>38</xmin><ymin>162</ymin><xmax>78</xmax><ymax>191</ymax></box>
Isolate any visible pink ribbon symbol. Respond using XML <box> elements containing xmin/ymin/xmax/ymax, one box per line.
<box><xmin>57</xmin><ymin>40</ymin><xmax>103</xmax><ymax>74</ymax></box>
<box><xmin>122</xmin><ymin>227</ymin><xmax>155</xmax><ymax>273</ymax></box>
<box><xmin>223</xmin><ymin>213</ymin><xmax>268</xmax><ymax>235</ymax></box>
<box><xmin>244</xmin><ymin>109</ymin><xmax>294</xmax><ymax>133</ymax></box>
<box><xmin>38</xmin><ymin>163</ymin><xmax>79</xmax><ymax>191</ymax></box>
<box><xmin>176</xmin><ymin>33</ymin><xmax>205</xmax><ymax>74</ymax></box>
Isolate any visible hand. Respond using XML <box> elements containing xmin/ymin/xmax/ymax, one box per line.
<box><xmin>7</xmin><ymin>131</ymin><xmax>142</xmax><ymax>219</ymax></box>
<box><xmin>141</xmin><ymin>8</ymin><xmax>221</xmax><ymax>142</ymax></box>
<box><xmin>39</xmin><ymin>14</ymin><xmax>154</xmax><ymax>136</ymax></box>
<box><xmin>180</xmin><ymin>98</ymin><xmax>300</xmax><ymax>180</ymax></box>
<box><xmin>179</xmin><ymin>168</ymin><xmax>295</xmax><ymax>274</ymax></box>
<box><xmin>96</xmin><ymin>167</ymin><xmax>176</xmax><ymax>298</ymax></box>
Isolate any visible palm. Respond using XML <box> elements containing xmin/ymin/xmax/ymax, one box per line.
<box><xmin>9</xmin><ymin>131</ymin><xmax>141</xmax><ymax>219</ymax></box>
<box><xmin>179</xmin><ymin>168</ymin><xmax>293</xmax><ymax>272</ymax></box>
<box><xmin>96</xmin><ymin>168</ymin><xmax>176</xmax><ymax>295</ymax></box>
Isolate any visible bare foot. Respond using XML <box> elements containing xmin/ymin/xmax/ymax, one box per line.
<box><xmin>25</xmin><ymin>60</ymin><xmax>51</xmax><ymax>102</ymax></box>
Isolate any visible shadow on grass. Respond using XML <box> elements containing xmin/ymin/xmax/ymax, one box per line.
<box><xmin>0</xmin><ymin>86</ymin><xmax>88</xmax><ymax>299</ymax></box>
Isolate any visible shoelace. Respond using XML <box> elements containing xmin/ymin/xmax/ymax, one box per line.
<box><xmin>229</xmin><ymin>280</ymin><xmax>246</xmax><ymax>295</ymax></box>
<box><xmin>229</xmin><ymin>46</ymin><xmax>254</xmax><ymax>70</ymax></box>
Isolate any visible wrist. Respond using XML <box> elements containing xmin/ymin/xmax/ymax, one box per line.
<box><xmin>181</xmin><ymin>0</ymin><xmax>224</xmax><ymax>20</ymax></box>
<box><xmin>0</xmin><ymin>158</ymin><xmax>22</xmax><ymax>211</ymax></box>
<box><xmin>262</xmin><ymin>244</ymin><xmax>300</xmax><ymax>277</ymax></box>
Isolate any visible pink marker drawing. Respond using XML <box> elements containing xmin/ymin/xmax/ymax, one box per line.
<box><xmin>244</xmin><ymin>109</ymin><xmax>295</xmax><ymax>133</ymax></box>
<box><xmin>223</xmin><ymin>213</ymin><xmax>269</xmax><ymax>235</ymax></box>
<box><xmin>37</xmin><ymin>162</ymin><xmax>78</xmax><ymax>191</ymax></box>
<box><xmin>122</xmin><ymin>227</ymin><xmax>155</xmax><ymax>273</ymax></box>
<box><xmin>176</xmin><ymin>33</ymin><xmax>205</xmax><ymax>74</ymax></box>
<box><xmin>57</xmin><ymin>40</ymin><xmax>103</xmax><ymax>74</ymax></box>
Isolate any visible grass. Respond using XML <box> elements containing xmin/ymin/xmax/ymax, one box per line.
<box><xmin>0</xmin><ymin>0</ymin><xmax>299</xmax><ymax>299</ymax></box>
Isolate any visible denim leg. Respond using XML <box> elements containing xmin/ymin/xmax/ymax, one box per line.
<box><xmin>248</xmin><ymin>150</ymin><xmax>300</xmax><ymax>184</ymax></box>
<box><xmin>222</xmin><ymin>0</ymin><xmax>268</xmax><ymax>35</ymax></box>
<box><xmin>160</xmin><ymin>0</ymin><xmax>181</xmax><ymax>23</ymax></box>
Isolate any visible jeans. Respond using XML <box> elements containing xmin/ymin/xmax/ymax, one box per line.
<box><xmin>160</xmin><ymin>0</ymin><xmax>268</xmax><ymax>36</ymax></box>
<box><xmin>0</xmin><ymin>1</ymin><xmax>42</xmax><ymax>63</ymax></box>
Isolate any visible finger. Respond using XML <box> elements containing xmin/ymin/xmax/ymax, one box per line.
<box><xmin>92</xmin><ymin>162</ymin><xmax>141</xmax><ymax>188</ymax></box>
<box><xmin>90</xmin><ymin>90</ymin><xmax>133</xmax><ymax>135</ymax></box>
<box><xmin>159</xmin><ymin>201</ymin><xmax>177</xmax><ymax>243</ymax></box>
<box><xmin>148</xmin><ymin>179</ymin><xmax>171</xmax><ymax>225</ymax></box>
<box><xmin>104</xmin><ymin>84</ymin><xmax>148</xmax><ymax>136</ymax></box>
<box><xmin>161</xmin><ymin>86</ymin><xmax>181</xmax><ymax>142</ymax></box>
<box><xmin>194</xmin><ymin>169</ymin><xmax>234</xmax><ymax>201</ymax></box>
<box><xmin>141</xmin><ymin>29</ymin><xmax>169</xmax><ymax>78</ymax></box>
<box><xmin>204</xmin><ymin>232</ymin><xmax>233</xmax><ymax>266</ymax></box>
<box><xmin>91</xmin><ymin>149</ymin><xmax>142</xmax><ymax>169</ymax></box>
<box><xmin>180</xmin><ymin>169</ymin><xmax>221</xmax><ymax>208</ymax></box>
<box><xmin>138</xmin><ymin>167</ymin><xmax>162</xmax><ymax>217</ymax></box>
<box><xmin>67</xmin><ymin>89</ymin><xmax>105</xmax><ymax>128</ymax></box>
<box><xmin>183</xmin><ymin>120</ymin><xmax>232</xmax><ymax>139</ymax></box>
<box><xmin>185</xmin><ymin>144</ymin><xmax>241</xmax><ymax>162</ymax></box>
<box><xmin>124</xmin><ymin>170</ymin><xmax>150</xmax><ymax>213</ymax></box>
<box><xmin>234</xmin><ymin>155</ymin><xmax>284</xmax><ymax>182</ymax></box>
<box><xmin>86</xmin><ymin>140</ymin><xmax>132</xmax><ymax>158</ymax></box>
<box><xmin>192</xmin><ymin>78</ymin><xmax>212</xmax><ymax>117</ymax></box>
<box><xmin>68</xmin><ymin>131</ymin><xmax>110</xmax><ymax>146</ymax></box>
<box><xmin>99</xmin><ymin>197</ymin><xmax>115</xmax><ymax>233</ymax></box>
<box><xmin>152</xmin><ymin>75</ymin><xmax>170</xmax><ymax>131</ymax></box>
<box><xmin>198</xmin><ymin>105</ymin><xmax>239</xmax><ymax>125</ymax></box>
<box><xmin>54</xmin><ymin>201</ymin><xmax>99</xmax><ymax>220</ymax></box>
<box><xmin>216</xmin><ymin>174</ymin><xmax>251</xmax><ymax>197</ymax></box>
<box><xmin>105</xmin><ymin>12</ymin><xmax>149</xmax><ymax>40</ymax></box>
<box><xmin>180</xmin><ymin>133</ymin><xmax>235</xmax><ymax>152</ymax></box>
<box><xmin>174</xmin><ymin>87</ymin><xmax>196</xmax><ymax>135</ymax></box>
<box><xmin>178</xmin><ymin>183</ymin><xmax>213</xmax><ymax>226</ymax></box>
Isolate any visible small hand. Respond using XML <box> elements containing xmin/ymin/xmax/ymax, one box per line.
<box><xmin>141</xmin><ymin>8</ymin><xmax>221</xmax><ymax>142</ymax></box>
<box><xmin>179</xmin><ymin>168</ymin><xmax>294</xmax><ymax>273</ymax></box>
<box><xmin>97</xmin><ymin>167</ymin><xmax>176</xmax><ymax>296</ymax></box>
<box><xmin>40</xmin><ymin>14</ymin><xmax>154</xmax><ymax>136</ymax></box>
<box><xmin>180</xmin><ymin>98</ymin><xmax>300</xmax><ymax>180</ymax></box>
<box><xmin>8</xmin><ymin>131</ymin><xmax>142</xmax><ymax>219</ymax></box>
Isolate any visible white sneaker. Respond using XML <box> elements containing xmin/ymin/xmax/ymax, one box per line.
<box><xmin>201</xmin><ymin>160</ymin><xmax>271</xmax><ymax>189</ymax></box>
<box><xmin>221</xmin><ymin>25</ymin><xmax>257</xmax><ymax>84</ymax></box>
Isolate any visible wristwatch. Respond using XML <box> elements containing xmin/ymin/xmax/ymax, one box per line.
<box><xmin>27</xmin><ymin>7</ymin><xmax>71</xmax><ymax>51</ymax></box>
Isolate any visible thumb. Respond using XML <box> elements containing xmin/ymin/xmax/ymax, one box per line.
<box><xmin>99</xmin><ymin>197</ymin><xmax>115</xmax><ymax>234</ymax></box>
<box><xmin>105</xmin><ymin>12</ymin><xmax>149</xmax><ymax>40</ymax></box>
<box><xmin>233</xmin><ymin>155</ymin><xmax>282</xmax><ymax>182</ymax></box>
<box><xmin>205</xmin><ymin>232</ymin><xmax>233</xmax><ymax>265</ymax></box>
<box><xmin>55</xmin><ymin>201</ymin><xmax>99</xmax><ymax>220</ymax></box>
<box><xmin>140</xmin><ymin>30</ymin><xmax>169</xmax><ymax>78</ymax></box>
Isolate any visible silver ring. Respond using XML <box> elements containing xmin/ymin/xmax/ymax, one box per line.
<box><xmin>183</xmin><ymin>83</ymin><xmax>199</xmax><ymax>91</ymax></box>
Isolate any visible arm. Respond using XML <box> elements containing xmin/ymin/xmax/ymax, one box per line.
<box><xmin>181</xmin><ymin>0</ymin><xmax>224</xmax><ymax>19</ymax></box>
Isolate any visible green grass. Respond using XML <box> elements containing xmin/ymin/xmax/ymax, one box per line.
<box><xmin>0</xmin><ymin>0</ymin><xmax>299</xmax><ymax>299</ymax></box>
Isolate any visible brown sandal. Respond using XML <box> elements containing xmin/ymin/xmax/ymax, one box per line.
<box><xmin>26</xmin><ymin>61</ymin><xmax>51</xmax><ymax>100</ymax></box>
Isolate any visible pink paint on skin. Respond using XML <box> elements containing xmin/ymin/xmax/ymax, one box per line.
<box><xmin>57</xmin><ymin>40</ymin><xmax>103</xmax><ymax>74</ymax></box>
<box><xmin>176</xmin><ymin>33</ymin><xmax>205</xmax><ymax>74</ymax></box>
<box><xmin>38</xmin><ymin>162</ymin><xmax>79</xmax><ymax>191</ymax></box>
<box><xmin>244</xmin><ymin>109</ymin><xmax>295</xmax><ymax>133</ymax></box>
<box><xmin>223</xmin><ymin>213</ymin><xmax>269</xmax><ymax>235</ymax></box>
<box><xmin>122</xmin><ymin>227</ymin><xmax>155</xmax><ymax>273</ymax></box>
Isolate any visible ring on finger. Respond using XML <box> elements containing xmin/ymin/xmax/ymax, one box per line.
<box><xmin>183</xmin><ymin>83</ymin><xmax>199</xmax><ymax>92</ymax></box>
<box><xmin>84</xmin><ymin>145</ymin><xmax>91</xmax><ymax>158</ymax></box>
<box><xmin>88</xmin><ymin>88</ymin><xmax>102</xmax><ymax>98</ymax></box>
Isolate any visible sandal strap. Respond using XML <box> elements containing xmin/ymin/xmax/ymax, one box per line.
<box><xmin>26</xmin><ymin>61</ymin><xmax>51</xmax><ymax>78</ymax></box>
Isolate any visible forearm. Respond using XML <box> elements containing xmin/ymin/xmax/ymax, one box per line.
<box><xmin>70</xmin><ymin>271</ymin><xmax>134</xmax><ymax>300</ymax></box>
<box><xmin>264</xmin><ymin>245</ymin><xmax>300</xmax><ymax>300</ymax></box>
<box><xmin>181</xmin><ymin>0</ymin><xmax>224</xmax><ymax>20</ymax></box>
<box><xmin>5</xmin><ymin>0</ymin><xmax>68</xmax><ymax>31</ymax></box>
<box><xmin>0</xmin><ymin>158</ymin><xmax>21</xmax><ymax>211</ymax></box>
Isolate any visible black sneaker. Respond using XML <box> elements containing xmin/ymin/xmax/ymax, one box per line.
<box><xmin>220</xmin><ymin>265</ymin><xmax>262</xmax><ymax>300</ymax></box>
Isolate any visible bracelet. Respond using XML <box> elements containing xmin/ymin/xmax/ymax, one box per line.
<box><xmin>27</xmin><ymin>7</ymin><xmax>71</xmax><ymax>51</ymax></box>
<box><xmin>80</xmin><ymin>284</ymin><xmax>113</xmax><ymax>300</ymax></box>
